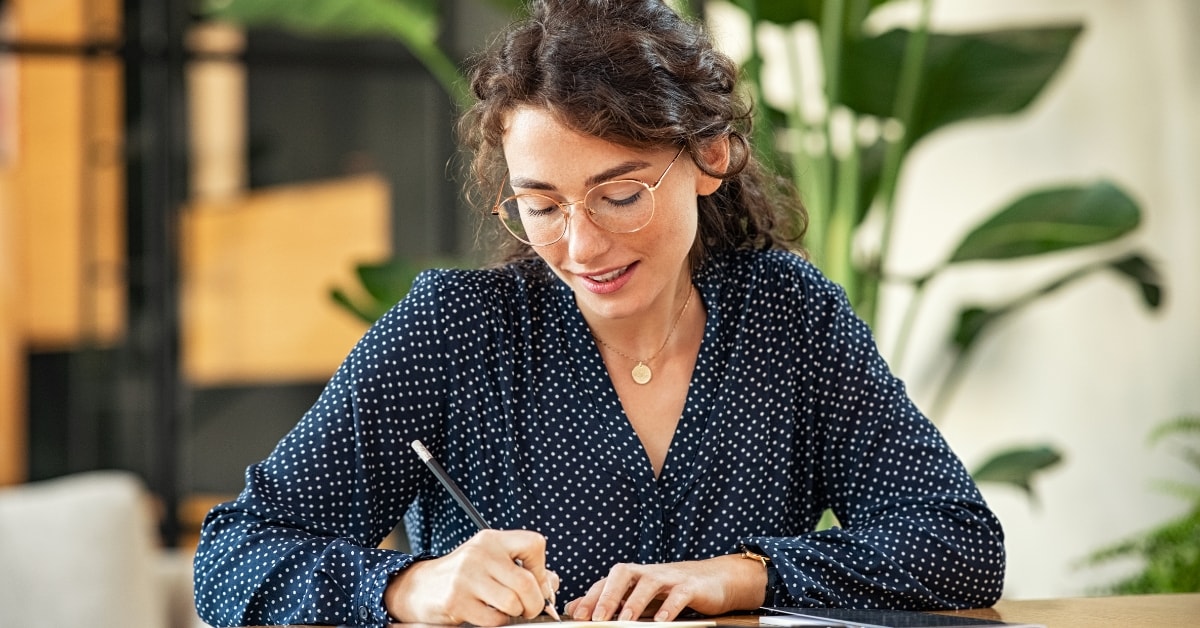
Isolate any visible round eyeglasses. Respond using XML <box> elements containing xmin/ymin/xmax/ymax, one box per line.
<box><xmin>491</xmin><ymin>147</ymin><xmax>685</xmax><ymax>246</ymax></box>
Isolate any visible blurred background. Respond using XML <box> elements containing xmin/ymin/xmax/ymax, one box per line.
<box><xmin>0</xmin><ymin>0</ymin><xmax>1196</xmax><ymax>625</ymax></box>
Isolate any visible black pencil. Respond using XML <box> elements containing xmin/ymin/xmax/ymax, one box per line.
<box><xmin>412</xmin><ymin>439</ymin><xmax>491</xmax><ymax>530</ymax></box>
<box><xmin>411</xmin><ymin>439</ymin><xmax>561</xmax><ymax>621</ymax></box>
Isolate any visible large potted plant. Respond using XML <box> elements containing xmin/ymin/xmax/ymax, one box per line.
<box><xmin>724</xmin><ymin>0</ymin><xmax>1162</xmax><ymax>495</ymax></box>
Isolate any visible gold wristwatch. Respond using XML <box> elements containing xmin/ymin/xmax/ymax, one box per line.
<box><xmin>739</xmin><ymin>547</ymin><xmax>771</xmax><ymax>567</ymax></box>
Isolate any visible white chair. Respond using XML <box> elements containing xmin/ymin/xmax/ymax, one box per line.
<box><xmin>0</xmin><ymin>470</ymin><xmax>204</xmax><ymax>628</ymax></box>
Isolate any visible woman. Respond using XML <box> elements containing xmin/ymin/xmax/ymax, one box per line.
<box><xmin>193</xmin><ymin>1</ymin><xmax>1006</xmax><ymax>626</ymax></box>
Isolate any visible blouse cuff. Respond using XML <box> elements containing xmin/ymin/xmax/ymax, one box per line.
<box><xmin>737</xmin><ymin>541</ymin><xmax>787</xmax><ymax>606</ymax></box>
<box><xmin>356</xmin><ymin>551</ymin><xmax>432</xmax><ymax>625</ymax></box>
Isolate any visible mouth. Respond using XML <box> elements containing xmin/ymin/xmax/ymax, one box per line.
<box><xmin>576</xmin><ymin>262</ymin><xmax>638</xmax><ymax>295</ymax></box>
<box><xmin>585</xmin><ymin>265</ymin><xmax>632</xmax><ymax>283</ymax></box>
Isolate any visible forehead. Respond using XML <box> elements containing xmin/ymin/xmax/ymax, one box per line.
<box><xmin>501</xmin><ymin>106</ymin><xmax>651</xmax><ymax>180</ymax></box>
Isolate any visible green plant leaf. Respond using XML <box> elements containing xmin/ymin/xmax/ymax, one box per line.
<box><xmin>841</xmin><ymin>26</ymin><xmax>1082</xmax><ymax>148</ymax></box>
<box><xmin>947</xmin><ymin>181</ymin><xmax>1141</xmax><ymax>263</ymax></box>
<box><xmin>331</xmin><ymin>257</ymin><xmax>464</xmax><ymax>325</ymax></box>
<box><xmin>972</xmin><ymin>444</ymin><xmax>1063</xmax><ymax>496</ymax></box>
<box><xmin>1082</xmin><ymin>506</ymin><xmax>1200</xmax><ymax>594</ymax></box>
<box><xmin>950</xmin><ymin>305</ymin><xmax>1004</xmax><ymax>352</ymax></box>
<box><xmin>851</xmin><ymin>136</ymin><xmax>887</xmax><ymax>225</ymax></box>
<box><xmin>357</xmin><ymin>259</ymin><xmax>425</xmax><ymax>306</ymax></box>
<box><xmin>1081</xmin><ymin>415</ymin><xmax>1200</xmax><ymax>594</ymax></box>
<box><xmin>742</xmin><ymin>0</ymin><xmax>894</xmax><ymax>28</ymax></box>
<box><xmin>1109</xmin><ymin>253</ymin><xmax>1164</xmax><ymax>309</ymax></box>
<box><xmin>329</xmin><ymin>287</ymin><xmax>382</xmax><ymax>325</ymax></box>
<box><xmin>201</xmin><ymin>0</ymin><xmax>439</xmax><ymax>46</ymax></box>
<box><xmin>948</xmin><ymin>249</ymin><xmax>1157</xmax><ymax>354</ymax></box>
<box><xmin>199</xmin><ymin>0</ymin><xmax>475</xmax><ymax>107</ymax></box>
<box><xmin>732</xmin><ymin>0</ymin><xmax>820</xmax><ymax>24</ymax></box>
<box><xmin>1148</xmin><ymin>416</ymin><xmax>1200</xmax><ymax>445</ymax></box>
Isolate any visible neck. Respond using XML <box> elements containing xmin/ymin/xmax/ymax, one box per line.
<box><xmin>584</xmin><ymin>275</ymin><xmax>696</xmax><ymax>360</ymax></box>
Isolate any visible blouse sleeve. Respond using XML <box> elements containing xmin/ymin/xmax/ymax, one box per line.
<box><xmin>742</xmin><ymin>275</ymin><xmax>1006</xmax><ymax>610</ymax></box>
<box><xmin>192</xmin><ymin>271</ymin><xmax>455</xmax><ymax>627</ymax></box>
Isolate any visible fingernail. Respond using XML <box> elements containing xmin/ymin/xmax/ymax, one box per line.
<box><xmin>655</xmin><ymin>610</ymin><xmax>669</xmax><ymax>622</ymax></box>
<box><xmin>619</xmin><ymin>609</ymin><xmax>633</xmax><ymax>621</ymax></box>
<box><xmin>592</xmin><ymin>606</ymin><xmax>607</xmax><ymax>621</ymax></box>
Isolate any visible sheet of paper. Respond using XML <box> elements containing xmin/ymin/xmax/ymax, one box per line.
<box><xmin>506</xmin><ymin>621</ymin><xmax>716</xmax><ymax>628</ymax></box>
<box><xmin>760</xmin><ymin>616</ymin><xmax>846</xmax><ymax>627</ymax></box>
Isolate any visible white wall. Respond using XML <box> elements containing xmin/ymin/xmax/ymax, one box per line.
<box><xmin>712</xmin><ymin>0</ymin><xmax>1200</xmax><ymax>600</ymax></box>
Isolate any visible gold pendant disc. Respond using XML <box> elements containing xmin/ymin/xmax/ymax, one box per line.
<box><xmin>631</xmin><ymin>362</ymin><xmax>652</xmax><ymax>385</ymax></box>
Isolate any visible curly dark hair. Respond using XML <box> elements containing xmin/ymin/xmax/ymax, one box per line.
<box><xmin>457</xmin><ymin>0</ymin><xmax>806</xmax><ymax>266</ymax></box>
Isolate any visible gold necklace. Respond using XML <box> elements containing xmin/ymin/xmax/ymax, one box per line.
<box><xmin>592</xmin><ymin>286</ymin><xmax>695</xmax><ymax>385</ymax></box>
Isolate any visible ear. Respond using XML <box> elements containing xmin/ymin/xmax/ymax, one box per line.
<box><xmin>694</xmin><ymin>136</ymin><xmax>730</xmax><ymax>197</ymax></box>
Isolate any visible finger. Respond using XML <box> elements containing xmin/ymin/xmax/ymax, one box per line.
<box><xmin>489</xmin><ymin>528</ymin><xmax>554</xmax><ymax>614</ymax></box>
<box><xmin>506</xmin><ymin>530</ymin><xmax>549</xmax><ymax>577</ymax></box>
<box><xmin>544</xmin><ymin>569</ymin><xmax>562</xmax><ymax>617</ymax></box>
<box><xmin>470</xmin><ymin>529</ymin><xmax>553</xmax><ymax>618</ymax></box>
<box><xmin>498</xmin><ymin>530</ymin><xmax>556</xmax><ymax>616</ymax></box>
<box><xmin>592</xmin><ymin>565</ymin><xmax>638</xmax><ymax>621</ymax></box>
<box><xmin>457</xmin><ymin>599</ymin><xmax>512</xmax><ymax>628</ymax></box>
<box><xmin>489</xmin><ymin>559</ymin><xmax>548</xmax><ymax>619</ymax></box>
<box><xmin>569</xmin><ymin>578</ymin><xmax>607</xmax><ymax>620</ymax></box>
<box><xmin>614</xmin><ymin>572</ymin><xmax>667</xmax><ymax>621</ymax></box>
<box><xmin>651</xmin><ymin>587</ymin><xmax>693</xmax><ymax>622</ymax></box>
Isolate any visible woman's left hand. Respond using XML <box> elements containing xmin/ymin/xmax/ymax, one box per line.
<box><xmin>565</xmin><ymin>553</ymin><xmax>767</xmax><ymax>622</ymax></box>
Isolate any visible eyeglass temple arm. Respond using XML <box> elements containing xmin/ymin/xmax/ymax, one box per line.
<box><xmin>490</xmin><ymin>172</ymin><xmax>509</xmax><ymax>215</ymax></box>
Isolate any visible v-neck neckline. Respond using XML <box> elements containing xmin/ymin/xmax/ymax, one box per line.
<box><xmin>555</xmin><ymin>265</ymin><xmax>725</xmax><ymax>506</ymax></box>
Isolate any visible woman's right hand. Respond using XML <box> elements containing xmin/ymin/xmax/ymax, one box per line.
<box><xmin>383</xmin><ymin>529</ymin><xmax>559</xmax><ymax>626</ymax></box>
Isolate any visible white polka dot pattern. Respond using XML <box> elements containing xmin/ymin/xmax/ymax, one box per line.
<box><xmin>192</xmin><ymin>249</ymin><xmax>1005</xmax><ymax>626</ymax></box>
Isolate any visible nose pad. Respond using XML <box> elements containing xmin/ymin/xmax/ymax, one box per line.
<box><xmin>561</xmin><ymin>199</ymin><xmax>586</xmax><ymax>216</ymax></box>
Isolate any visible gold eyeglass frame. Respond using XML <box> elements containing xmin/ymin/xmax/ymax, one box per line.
<box><xmin>491</xmin><ymin>146</ymin><xmax>686</xmax><ymax>246</ymax></box>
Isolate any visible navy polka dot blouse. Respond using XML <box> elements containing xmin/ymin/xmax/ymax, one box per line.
<box><xmin>193</xmin><ymin>248</ymin><xmax>1005</xmax><ymax>626</ymax></box>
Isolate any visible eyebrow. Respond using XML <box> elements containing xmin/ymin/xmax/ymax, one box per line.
<box><xmin>508</xmin><ymin>159</ymin><xmax>654</xmax><ymax>192</ymax></box>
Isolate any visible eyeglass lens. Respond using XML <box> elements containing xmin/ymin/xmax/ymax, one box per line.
<box><xmin>497</xmin><ymin>179</ymin><xmax>654</xmax><ymax>246</ymax></box>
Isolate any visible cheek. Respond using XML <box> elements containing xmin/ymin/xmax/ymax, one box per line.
<box><xmin>656</xmin><ymin>195</ymin><xmax>699</xmax><ymax>245</ymax></box>
<box><xmin>530</xmin><ymin>241</ymin><xmax>564</xmax><ymax>269</ymax></box>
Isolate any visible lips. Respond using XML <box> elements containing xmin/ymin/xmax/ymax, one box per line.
<box><xmin>577</xmin><ymin>262</ymin><xmax>637</xmax><ymax>295</ymax></box>
<box><xmin>587</xmin><ymin>265</ymin><xmax>630</xmax><ymax>283</ymax></box>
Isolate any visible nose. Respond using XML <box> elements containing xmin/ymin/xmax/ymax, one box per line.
<box><xmin>562</xmin><ymin>203</ymin><xmax>610</xmax><ymax>264</ymax></box>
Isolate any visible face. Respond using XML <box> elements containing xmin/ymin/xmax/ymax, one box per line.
<box><xmin>500</xmin><ymin>106</ymin><xmax>720</xmax><ymax>322</ymax></box>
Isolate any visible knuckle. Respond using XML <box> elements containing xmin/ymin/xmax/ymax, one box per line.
<box><xmin>597</xmin><ymin>589</ymin><xmax>623</xmax><ymax>603</ymax></box>
<box><xmin>608</xmin><ymin>562</ymin><xmax>638</xmax><ymax>576</ymax></box>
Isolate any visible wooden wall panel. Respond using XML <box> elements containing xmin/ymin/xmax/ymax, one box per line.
<box><xmin>84</xmin><ymin>58</ymin><xmax>126</xmax><ymax>343</ymax></box>
<box><xmin>14</xmin><ymin>56</ymin><xmax>124</xmax><ymax>349</ymax></box>
<box><xmin>2</xmin><ymin>0</ymin><xmax>124</xmax><ymax>484</ymax></box>
<box><xmin>181</xmin><ymin>175</ymin><xmax>391</xmax><ymax>385</ymax></box>
<box><xmin>187</xmin><ymin>23</ymin><xmax>247</xmax><ymax>201</ymax></box>
<box><xmin>14</xmin><ymin>57</ymin><xmax>85</xmax><ymax>347</ymax></box>
<box><xmin>0</xmin><ymin>167</ymin><xmax>26</xmax><ymax>486</ymax></box>
<box><xmin>13</xmin><ymin>0</ymin><xmax>120</xmax><ymax>43</ymax></box>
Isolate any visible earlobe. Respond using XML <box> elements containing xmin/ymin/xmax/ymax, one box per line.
<box><xmin>695</xmin><ymin>137</ymin><xmax>731</xmax><ymax>197</ymax></box>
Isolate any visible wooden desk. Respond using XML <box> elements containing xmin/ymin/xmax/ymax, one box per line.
<box><xmin>382</xmin><ymin>595</ymin><xmax>1199</xmax><ymax>628</ymax></box>
<box><xmin>712</xmin><ymin>593</ymin><xmax>1200</xmax><ymax>627</ymax></box>
<box><xmin>940</xmin><ymin>593</ymin><xmax>1200</xmax><ymax>627</ymax></box>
